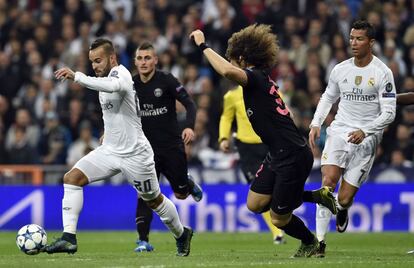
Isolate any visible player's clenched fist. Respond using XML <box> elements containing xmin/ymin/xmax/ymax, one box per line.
<box><xmin>189</xmin><ymin>30</ymin><xmax>205</xmax><ymax>46</ymax></box>
<box><xmin>55</xmin><ymin>67</ymin><xmax>75</xmax><ymax>81</ymax></box>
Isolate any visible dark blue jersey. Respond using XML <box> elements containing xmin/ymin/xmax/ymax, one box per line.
<box><xmin>133</xmin><ymin>70</ymin><xmax>196</xmax><ymax>149</ymax></box>
<box><xmin>242</xmin><ymin>68</ymin><xmax>306</xmax><ymax>157</ymax></box>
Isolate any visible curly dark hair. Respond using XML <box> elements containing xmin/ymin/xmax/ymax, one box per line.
<box><xmin>225</xmin><ymin>24</ymin><xmax>279</xmax><ymax>70</ymax></box>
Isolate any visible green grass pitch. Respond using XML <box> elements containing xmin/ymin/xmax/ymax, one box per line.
<box><xmin>1</xmin><ymin>231</ymin><xmax>414</xmax><ymax>267</ymax></box>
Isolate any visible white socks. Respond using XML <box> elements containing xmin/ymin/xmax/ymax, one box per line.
<box><xmin>316</xmin><ymin>204</ymin><xmax>332</xmax><ymax>242</ymax></box>
<box><xmin>61</xmin><ymin>184</ymin><xmax>184</xmax><ymax>239</ymax></box>
<box><xmin>62</xmin><ymin>184</ymin><xmax>83</xmax><ymax>234</ymax></box>
<box><xmin>153</xmin><ymin>195</ymin><xmax>184</xmax><ymax>239</ymax></box>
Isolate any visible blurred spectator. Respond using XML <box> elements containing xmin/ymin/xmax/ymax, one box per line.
<box><xmin>64</xmin><ymin>0</ymin><xmax>89</xmax><ymax>29</ymax></box>
<box><xmin>104</xmin><ymin>0</ymin><xmax>133</xmax><ymax>23</ymax></box>
<box><xmin>0</xmin><ymin>127</ymin><xmax>6</xmax><ymax>164</ymax></box>
<box><xmin>89</xmin><ymin>4</ymin><xmax>110</xmax><ymax>38</ymax></box>
<box><xmin>404</xmin><ymin>46</ymin><xmax>414</xmax><ymax>76</ymax></box>
<box><xmin>401</xmin><ymin>76</ymin><xmax>414</xmax><ymax>93</ymax></box>
<box><xmin>336</xmin><ymin>4</ymin><xmax>352</xmax><ymax>41</ymax></box>
<box><xmin>183</xmin><ymin>64</ymin><xmax>204</xmax><ymax>95</ymax></box>
<box><xmin>358</xmin><ymin>0</ymin><xmax>383</xmax><ymax>20</ymax></box>
<box><xmin>38</xmin><ymin>111</ymin><xmax>71</xmax><ymax>165</ymax></box>
<box><xmin>381</xmin><ymin>39</ymin><xmax>407</xmax><ymax>77</ymax></box>
<box><xmin>288</xmin><ymin>34</ymin><xmax>307</xmax><ymax>72</ymax></box>
<box><xmin>241</xmin><ymin>0</ymin><xmax>264</xmax><ymax>24</ymax></box>
<box><xmin>307</xmin><ymin>31</ymin><xmax>331</xmax><ymax>68</ymax></box>
<box><xmin>68</xmin><ymin>21</ymin><xmax>95</xmax><ymax>61</ymax></box>
<box><xmin>285</xmin><ymin>0</ymin><xmax>318</xmax><ymax>18</ymax></box>
<box><xmin>6</xmin><ymin>126</ymin><xmax>39</xmax><ymax>164</ymax></box>
<box><xmin>0</xmin><ymin>94</ymin><xmax>13</xmax><ymax>130</ymax></box>
<box><xmin>5</xmin><ymin>108</ymin><xmax>40</xmax><ymax>150</ymax></box>
<box><xmin>1</xmin><ymin>41</ymin><xmax>24</xmax><ymax>100</ymax></box>
<box><xmin>390</xmin><ymin>148</ymin><xmax>413</xmax><ymax>168</ymax></box>
<box><xmin>34</xmin><ymin>78</ymin><xmax>58</xmax><ymax>121</ymax></box>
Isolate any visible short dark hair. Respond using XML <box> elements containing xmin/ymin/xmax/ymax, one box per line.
<box><xmin>90</xmin><ymin>38</ymin><xmax>115</xmax><ymax>55</ymax></box>
<box><xmin>352</xmin><ymin>20</ymin><xmax>375</xmax><ymax>39</ymax></box>
<box><xmin>225</xmin><ymin>24</ymin><xmax>279</xmax><ymax>70</ymax></box>
<box><xmin>137</xmin><ymin>41</ymin><xmax>155</xmax><ymax>51</ymax></box>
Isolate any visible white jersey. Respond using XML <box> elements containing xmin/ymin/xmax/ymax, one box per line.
<box><xmin>74</xmin><ymin>64</ymin><xmax>149</xmax><ymax>156</ymax></box>
<box><xmin>311</xmin><ymin>56</ymin><xmax>396</xmax><ymax>137</ymax></box>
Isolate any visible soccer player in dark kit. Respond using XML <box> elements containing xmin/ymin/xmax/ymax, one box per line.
<box><xmin>132</xmin><ymin>41</ymin><xmax>203</xmax><ymax>252</ymax></box>
<box><xmin>190</xmin><ymin>25</ymin><xmax>337</xmax><ymax>257</ymax></box>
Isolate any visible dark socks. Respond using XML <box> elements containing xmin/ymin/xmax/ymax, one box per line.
<box><xmin>187</xmin><ymin>176</ymin><xmax>195</xmax><ymax>192</ymax></box>
<box><xmin>302</xmin><ymin>189</ymin><xmax>325</xmax><ymax>204</ymax></box>
<box><xmin>62</xmin><ymin>232</ymin><xmax>77</xmax><ymax>245</ymax></box>
<box><xmin>279</xmin><ymin>214</ymin><xmax>315</xmax><ymax>245</ymax></box>
<box><xmin>135</xmin><ymin>197</ymin><xmax>153</xmax><ymax>242</ymax></box>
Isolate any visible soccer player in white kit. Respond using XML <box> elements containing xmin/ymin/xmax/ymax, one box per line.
<box><xmin>308</xmin><ymin>20</ymin><xmax>396</xmax><ymax>257</ymax></box>
<box><xmin>45</xmin><ymin>38</ymin><xmax>193</xmax><ymax>256</ymax></box>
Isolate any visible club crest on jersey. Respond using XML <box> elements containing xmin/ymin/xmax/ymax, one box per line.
<box><xmin>154</xmin><ymin>88</ymin><xmax>163</xmax><ymax>97</ymax></box>
<box><xmin>368</xmin><ymin>77</ymin><xmax>374</xmax><ymax>86</ymax></box>
<box><xmin>355</xmin><ymin>76</ymin><xmax>362</xmax><ymax>86</ymax></box>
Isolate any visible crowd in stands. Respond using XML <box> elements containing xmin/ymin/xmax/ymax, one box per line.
<box><xmin>1</xmin><ymin>0</ymin><xmax>414</xmax><ymax>181</ymax></box>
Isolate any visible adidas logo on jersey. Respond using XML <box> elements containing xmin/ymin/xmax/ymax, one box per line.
<box><xmin>342</xmin><ymin>78</ymin><xmax>348</xmax><ymax>84</ymax></box>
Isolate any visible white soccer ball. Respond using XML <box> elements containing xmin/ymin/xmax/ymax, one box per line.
<box><xmin>16</xmin><ymin>224</ymin><xmax>47</xmax><ymax>255</ymax></box>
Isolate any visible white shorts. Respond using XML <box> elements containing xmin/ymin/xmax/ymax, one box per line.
<box><xmin>321</xmin><ymin>129</ymin><xmax>379</xmax><ymax>188</ymax></box>
<box><xmin>72</xmin><ymin>145</ymin><xmax>160</xmax><ymax>200</ymax></box>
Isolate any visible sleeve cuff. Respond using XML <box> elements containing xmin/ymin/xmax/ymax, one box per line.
<box><xmin>74</xmin><ymin>72</ymin><xmax>84</xmax><ymax>83</ymax></box>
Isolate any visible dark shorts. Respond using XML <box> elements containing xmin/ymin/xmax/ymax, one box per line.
<box><xmin>153</xmin><ymin>143</ymin><xmax>189</xmax><ymax>195</ymax></box>
<box><xmin>235</xmin><ymin>140</ymin><xmax>268</xmax><ymax>183</ymax></box>
<box><xmin>250</xmin><ymin>146</ymin><xmax>313</xmax><ymax>214</ymax></box>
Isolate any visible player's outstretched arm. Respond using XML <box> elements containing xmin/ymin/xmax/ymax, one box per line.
<box><xmin>55</xmin><ymin>67</ymin><xmax>123</xmax><ymax>93</ymax></box>
<box><xmin>397</xmin><ymin>92</ymin><xmax>414</xmax><ymax>105</ymax></box>
<box><xmin>189</xmin><ymin>30</ymin><xmax>247</xmax><ymax>86</ymax></box>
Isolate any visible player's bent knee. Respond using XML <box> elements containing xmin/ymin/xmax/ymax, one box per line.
<box><xmin>338</xmin><ymin>196</ymin><xmax>353</xmax><ymax>208</ymax></box>
<box><xmin>246</xmin><ymin>202</ymin><xmax>260</xmax><ymax>213</ymax></box>
<box><xmin>247</xmin><ymin>201</ymin><xmax>268</xmax><ymax>214</ymax></box>
<box><xmin>322</xmin><ymin>176</ymin><xmax>338</xmax><ymax>188</ymax></box>
<box><xmin>63</xmin><ymin>169</ymin><xmax>87</xmax><ymax>186</ymax></box>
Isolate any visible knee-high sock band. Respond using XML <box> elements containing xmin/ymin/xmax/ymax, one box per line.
<box><xmin>279</xmin><ymin>214</ymin><xmax>314</xmax><ymax>245</ymax></box>
<box><xmin>152</xmin><ymin>195</ymin><xmax>184</xmax><ymax>239</ymax></box>
<box><xmin>136</xmin><ymin>197</ymin><xmax>153</xmax><ymax>242</ymax></box>
<box><xmin>62</xmin><ymin>184</ymin><xmax>83</xmax><ymax>234</ymax></box>
<box><xmin>316</xmin><ymin>204</ymin><xmax>332</xmax><ymax>241</ymax></box>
